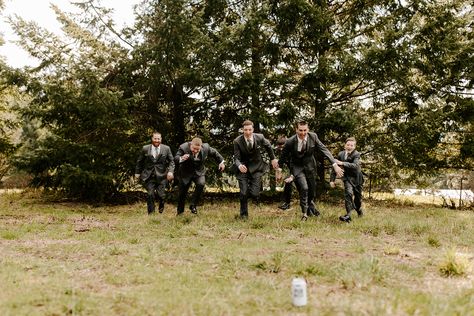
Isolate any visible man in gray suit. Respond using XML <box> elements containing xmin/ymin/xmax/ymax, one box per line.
<box><xmin>233</xmin><ymin>120</ymin><xmax>279</xmax><ymax>219</ymax></box>
<box><xmin>330</xmin><ymin>137</ymin><xmax>364</xmax><ymax>222</ymax></box>
<box><xmin>278</xmin><ymin>121</ymin><xmax>344</xmax><ymax>220</ymax></box>
<box><xmin>135</xmin><ymin>132</ymin><xmax>175</xmax><ymax>214</ymax></box>
<box><xmin>175</xmin><ymin>137</ymin><xmax>225</xmax><ymax>215</ymax></box>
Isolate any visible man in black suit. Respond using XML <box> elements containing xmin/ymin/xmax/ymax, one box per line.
<box><xmin>135</xmin><ymin>132</ymin><xmax>175</xmax><ymax>214</ymax></box>
<box><xmin>278</xmin><ymin>121</ymin><xmax>344</xmax><ymax>220</ymax></box>
<box><xmin>175</xmin><ymin>137</ymin><xmax>225</xmax><ymax>215</ymax></box>
<box><xmin>330</xmin><ymin>137</ymin><xmax>364</xmax><ymax>222</ymax></box>
<box><xmin>233</xmin><ymin>120</ymin><xmax>279</xmax><ymax>219</ymax></box>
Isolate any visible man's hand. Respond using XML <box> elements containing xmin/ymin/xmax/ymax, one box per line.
<box><xmin>335</xmin><ymin>159</ymin><xmax>344</xmax><ymax>166</ymax></box>
<box><xmin>181</xmin><ymin>154</ymin><xmax>190</xmax><ymax>162</ymax></box>
<box><xmin>330</xmin><ymin>181</ymin><xmax>336</xmax><ymax>188</ymax></box>
<box><xmin>333</xmin><ymin>164</ymin><xmax>344</xmax><ymax>178</ymax></box>
<box><xmin>271</xmin><ymin>159</ymin><xmax>279</xmax><ymax>170</ymax></box>
<box><xmin>238</xmin><ymin>164</ymin><xmax>248</xmax><ymax>173</ymax></box>
<box><xmin>218</xmin><ymin>162</ymin><xmax>225</xmax><ymax>171</ymax></box>
<box><xmin>284</xmin><ymin>175</ymin><xmax>294</xmax><ymax>184</ymax></box>
<box><xmin>167</xmin><ymin>172</ymin><xmax>174</xmax><ymax>181</ymax></box>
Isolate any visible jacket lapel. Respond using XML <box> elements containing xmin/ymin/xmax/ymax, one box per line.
<box><xmin>241</xmin><ymin>136</ymin><xmax>251</xmax><ymax>153</ymax></box>
<box><xmin>293</xmin><ymin>136</ymin><xmax>299</xmax><ymax>153</ymax></box>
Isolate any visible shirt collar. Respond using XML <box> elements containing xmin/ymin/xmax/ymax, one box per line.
<box><xmin>298</xmin><ymin>135</ymin><xmax>307</xmax><ymax>143</ymax></box>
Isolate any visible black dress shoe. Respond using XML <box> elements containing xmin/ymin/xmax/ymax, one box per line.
<box><xmin>158</xmin><ymin>201</ymin><xmax>165</xmax><ymax>213</ymax></box>
<box><xmin>278</xmin><ymin>202</ymin><xmax>290</xmax><ymax>210</ymax></box>
<box><xmin>236</xmin><ymin>214</ymin><xmax>248</xmax><ymax>220</ymax></box>
<box><xmin>190</xmin><ymin>205</ymin><xmax>198</xmax><ymax>214</ymax></box>
<box><xmin>356</xmin><ymin>208</ymin><xmax>364</xmax><ymax>217</ymax></box>
<box><xmin>308</xmin><ymin>208</ymin><xmax>320</xmax><ymax>217</ymax></box>
<box><xmin>301</xmin><ymin>213</ymin><xmax>308</xmax><ymax>221</ymax></box>
<box><xmin>339</xmin><ymin>214</ymin><xmax>351</xmax><ymax>222</ymax></box>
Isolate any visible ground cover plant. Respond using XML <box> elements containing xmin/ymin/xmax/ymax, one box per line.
<box><xmin>1</xmin><ymin>191</ymin><xmax>473</xmax><ymax>315</ymax></box>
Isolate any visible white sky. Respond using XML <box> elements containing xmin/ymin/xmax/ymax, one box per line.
<box><xmin>0</xmin><ymin>0</ymin><xmax>139</xmax><ymax>68</ymax></box>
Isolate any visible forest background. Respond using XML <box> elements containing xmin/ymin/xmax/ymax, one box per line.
<box><xmin>0</xmin><ymin>0</ymin><xmax>472</xmax><ymax>202</ymax></box>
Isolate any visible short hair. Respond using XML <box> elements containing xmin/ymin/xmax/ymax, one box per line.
<box><xmin>191</xmin><ymin>137</ymin><xmax>203</xmax><ymax>146</ymax></box>
<box><xmin>276</xmin><ymin>135</ymin><xmax>287</xmax><ymax>146</ymax></box>
<box><xmin>346</xmin><ymin>137</ymin><xmax>356</xmax><ymax>143</ymax></box>
<box><xmin>242</xmin><ymin>120</ymin><xmax>254</xmax><ymax>127</ymax></box>
<box><xmin>296</xmin><ymin>121</ymin><xmax>308</xmax><ymax>127</ymax></box>
<box><xmin>152</xmin><ymin>131</ymin><xmax>161</xmax><ymax>137</ymax></box>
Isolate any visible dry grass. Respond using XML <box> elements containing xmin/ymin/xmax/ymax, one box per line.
<box><xmin>0</xmin><ymin>190</ymin><xmax>473</xmax><ymax>315</ymax></box>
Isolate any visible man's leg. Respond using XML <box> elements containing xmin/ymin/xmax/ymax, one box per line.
<box><xmin>155</xmin><ymin>177</ymin><xmax>168</xmax><ymax>213</ymax></box>
<box><xmin>354</xmin><ymin>183</ymin><xmax>363</xmax><ymax>216</ymax></box>
<box><xmin>294</xmin><ymin>174</ymin><xmax>309</xmax><ymax>218</ymax></box>
<box><xmin>145</xmin><ymin>179</ymin><xmax>157</xmax><ymax>214</ymax></box>
<box><xmin>237</xmin><ymin>173</ymin><xmax>249</xmax><ymax>218</ymax></box>
<box><xmin>177</xmin><ymin>180</ymin><xmax>191</xmax><ymax>215</ymax></box>
<box><xmin>284</xmin><ymin>182</ymin><xmax>292</xmax><ymax>204</ymax></box>
<box><xmin>305</xmin><ymin>172</ymin><xmax>318</xmax><ymax>216</ymax></box>
<box><xmin>190</xmin><ymin>175</ymin><xmax>205</xmax><ymax>214</ymax></box>
<box><xmin>248</xmin><ymin>171</ymin><xmax>263</xmax><ymax>205</ymax></box>
<box><xmin>343</xmin><ymin>180</ymin><xmax>356</xmax><ymax>215</ymax></box>
<box><xmin>339</xmin><ymin>180</ymin><xmax>355</xmax><ymax>222</ymax></box>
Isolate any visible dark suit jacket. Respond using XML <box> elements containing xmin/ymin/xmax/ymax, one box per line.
<box><xmin>233</xmin><ymin>133</ymin><xmax>276</xmax><ymax>174</ymax></box>
<box><xmin>330</xmin><ymin>150</ymin><xmax>364</xmax><ymax>185</ymax></box>
<box><xmin>174</xmin><ymin>142</ymin><xmax>224</xmax><ymax>184</ymax></box>
<box><xmin>279</xmin><ymin>132</ymin><xmax>336</xmax><ymax>177</ymax></box>
<box><xmin>135</xmin><ymin>144</ymin><xmax>175</xmax><ymax>182</ymax></box>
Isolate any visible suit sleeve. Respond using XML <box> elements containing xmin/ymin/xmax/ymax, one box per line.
<box><xmin>233</xmin><ymin>140</ymin><xmax>243</xmax><ymax>167</ymax></box>
<box><xmin>135</xmin><ymin>147</ymin><xmax>145</xmax><ymax>174</ymax></box>
<box><xmin>343</xmin><ymin>151</ymin><xmax>361</xmax><ymax>170</ymax></box>
<box><xmin>330</xmin><ymin>151</ymin><xmax>342</xmax><ymax>182</ymax></box>
<box><xmin>209</xmin><ymin>146</ymin><xmax>224</xmax><ymax>164</ymax></box>
<box><xmin>166</xmin><ymin>147</ymin><xmax>175</xmax><ymax>173</ymax></box>
<box><xmin>313</xmin><ymin>133</ymin><xmax>336</xmax><ymax>164</ymax></box>
<box><xmin>261</xmin><ymin>136</ymin><xmax>276</xmax><ymax>160</ymax></box>
<box><xmin>278</xmin><ymin>140</ymin><xmax>291</xmax><ymax>168</ymax></box>
<box><xmin>174</xmin><ymin>144</ymin><xmax>185</xmax><ymax>165</ymax></box>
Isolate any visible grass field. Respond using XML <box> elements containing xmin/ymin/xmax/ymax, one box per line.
<box><xmin>1</xmin><ymin>190</ymin><xmax>473</xmax><ymax>315</ymax></box>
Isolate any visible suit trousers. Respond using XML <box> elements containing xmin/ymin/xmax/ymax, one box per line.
<box><xmin>237</xmin><ymin>171</ymin><xmax>263</xmax><ymax>216</ymax></box>
<box><xmin>145</xmin><ymin>175</ymin><xmax>168</xmax><ymax>213</ymax></box>
<box><xmin>343</xmin><ymin>178</ymin><xmax>363</xmax><ymax>214</ymax></box>
<box><xmin>177</xmin><ymin>175</ymin><xmax>205</xmax><ymax>213</ymax></box>
<box><xmin>282</xmin><ymin>182</ymin><xmax>293</xmax><ymax>204</ymax></box>
<box><xmin>294</xmin><ymin>171</ymin><xmax>316</xmax><ymax>213</ymax></box>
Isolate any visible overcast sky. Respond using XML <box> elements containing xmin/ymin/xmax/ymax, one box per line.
<box><xmin>0</xmin><ymin>0</ymin><xmax>139</xmax><ymax>68</ymax></box>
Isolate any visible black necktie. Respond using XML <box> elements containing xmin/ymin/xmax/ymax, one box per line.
<box><xmin>300</xmin><ymin>140</ymin><xmax>306</xmax><ymax>153</ymax></box>
<box><xmin>247</xmin><ymin>139</ymin><xmax>252</xmax><ymax>151</ymax></box>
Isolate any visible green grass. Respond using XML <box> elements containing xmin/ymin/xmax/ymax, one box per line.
<box><xmin>0</xmin><ymin>191</ymin><xmax>473</xmax><ymax>315</ymax></box>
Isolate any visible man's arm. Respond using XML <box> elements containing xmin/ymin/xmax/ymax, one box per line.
<box><xmin>311</xmin><ymin>133</ymin><xmax>344</xmax><ymax>178</ymax></box>
<box><xmin>342</xmin><ymin>152</ymin><xmax>361</xmax><ymax>170</ymax></box>
<box><xmin>174</xmin><ymin>144</ymin><xmax>189</xmax><ymax>164</ymax></box>
<box><xmin>260</xmin><ymin>135</ymin><xmax>279</xmax><ymax>169</ymax></box>
<box><xmin>209</xmin><ymin>146</ymin><xmax>225</xmax><ymax>171</ymax></box>
<box><xmin>233</xmin><ymin>139</ymin><xmax>243</xmax><ymax>167</ymax></box>
<box><xmin>312</xmin><ymin>133</ymin><xmax>336</xmax><ymax>164</ymax></box>
<box><xmin>165</xmin><ymin>146</ymin><xmax>175</xmax><ymax>174</ymax></box>
<box><xmin>278</xmin><ymin>140</ymin><xmax>291</xmax><ymax>169</ymax></box>
<box><xmin>260</xmin><ymin>135</ymin><xmax>276</xmax><ymax>161</ymax></box>
<box><xmin>134</xmin><ymin>147</ymin><xmax>145</xmax><ymax>177</ymax></box>
<box><xmin>209</xmin><ymin>146</ymin><xmax>224</xmax><ymax>164</ymax></box>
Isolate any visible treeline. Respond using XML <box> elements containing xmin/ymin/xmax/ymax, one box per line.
<box><xmin>0</xmin><ymin>0</ymin><xmax>472</xmax><ymax>201</ymax></box>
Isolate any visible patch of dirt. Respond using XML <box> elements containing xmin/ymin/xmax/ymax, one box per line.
<box><xmin>71</xmin><ymin>215</ymin><xmax>115</xmax><ymax>232</ymax></box>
